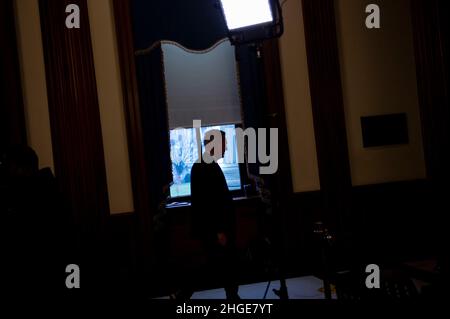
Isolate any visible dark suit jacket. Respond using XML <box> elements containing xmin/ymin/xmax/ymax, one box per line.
<box><xmin>1</xmin><ymin>168</ymin><xmax>75</xmax><ymax>295</ymax></box>
<box><xmin>190</xmin><ymin>158</ymin><xmax>236</xmax><ymax>242</ymax></box>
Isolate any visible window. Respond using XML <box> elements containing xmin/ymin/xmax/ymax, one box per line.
<box><xmin>162</xmin><ymin>40</ymin><xmax>244</xmax><ymax>199</ymax></box>
<box><xmin>169</xmin><ymin>124</ymin><xmax>242</xmax><ymax>198</ymax></box>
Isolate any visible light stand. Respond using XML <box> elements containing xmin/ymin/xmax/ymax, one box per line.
<box><xmin>242</xmin><ymin>172</ymin><xmax>289</xmax><ymax>300</ymax></box>
<box><xmin>217</xmin><ymin>0</ymin><xmax>287</xmax><ymax>299</ymax></box>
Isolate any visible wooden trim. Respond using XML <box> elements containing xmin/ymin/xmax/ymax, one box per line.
<box><xmin>410</xmin><ymin>0</ymin><xmax>450</xmax><ymax>188</ymax></box>
<box><xmin>112</xmin><ymin>0</ymin><xmax>151</xmax><ymax>218</ymax></box>
<box><xmin>260</xmin><ymin>39</ymin><xmax>294</xmax><ymax>274</ymax></box>
<box><xmin>261</xmin><ymin>39</ymin><xmax>294</xmax><ymax>198</ymax></box>
<box><xmin>410</xmin><ymin>1</ymin><xmax>450</xmax><ymax>258</ymax></box>
<box><xmin>301</xmin><ymin>0</ymin><xmax>352</xmax><ymax>233</ymax></box>
<box><xmin>112</xmin><ymin>0</ymin><xmax>153</xmax><ymax>274</ymax></box>
<box><xmin>0</xmin><ymin>0</ymin><xmax>27</xmax><ymax>148</ymax></box>
<box><xmin>39</xmin><ymin>0</ymin><xmax>109</xmax><ymax>234</ymax></box>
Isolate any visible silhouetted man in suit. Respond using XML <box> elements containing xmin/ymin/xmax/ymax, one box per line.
<box><xmin>1</xmin><ymin>145</ymin><xmax>74</xmax><ymax>300</ymax></box>
<box><xmin>172</xmin><ymin>130</ymin><xmax>240</xmax><ymax>299</ymax></box>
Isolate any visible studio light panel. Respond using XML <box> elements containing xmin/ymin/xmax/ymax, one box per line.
<box><xmin>220</xmin><ymin>0</ymin><xmax>274</xmax><ymax>30</ymax></box>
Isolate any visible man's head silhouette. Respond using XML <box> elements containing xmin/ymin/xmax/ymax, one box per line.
<box><xmin>203</xmin><ymin>129</ymin><xmax>227</xmax><ymax>161</ymax></box>
<box><xmin>3</xmin><ymin>145</ymin><xmax>39</xmax><ymax>178</ymax></box>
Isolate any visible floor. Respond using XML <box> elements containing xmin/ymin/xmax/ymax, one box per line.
<box><xmin>156</xmin><ymin>276</ymin><xmax>337</xmax><ymax>299</ymax></box>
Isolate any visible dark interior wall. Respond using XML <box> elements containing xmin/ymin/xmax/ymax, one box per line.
<box><xmin>285</xmin><ymin>181</ymin><xmax>435</xmax><ymax>272</ymax></box>
<box><xmin>349</xmin><ymin>181</ymin><xmax>435</xmax><ymax>262</ymax></box>
<box><xmin>411</xmin><ymin>0</ymin><xmax>450</xmax><ymax>266</ymax></box>
<box><xmin>150</xmin><ymin>198</ymin><xmax>265</xmax><ymax>296</ymax></box>
<box><xmin>0</xmin><ymin>0</ymin><xmax>27</xmax><ymax>149</ymax></box>
<box><xmin>411</xmin><ymin>0</ymin><xmax>450</xmax><ymax>193</ymax></box>
<box><xmin>131</xmin><ymin>0</ymin><xmax>227</xmax><ymax>51</ymax></box>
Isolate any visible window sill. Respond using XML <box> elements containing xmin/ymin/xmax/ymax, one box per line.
<box><xmin>165</xmin><ymin>195</ymin><xmax>261</xmax><ymax>210</ymax></box>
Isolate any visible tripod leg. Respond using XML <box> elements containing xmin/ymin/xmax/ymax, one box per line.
<box><xmin>263</xmin><ymin>280</ymin><xmax>271</xmax><ymax>299</ymax></box>
<box><xmin>273</xmin><ymin>277</ymin><xmax>289</xmax><ymax>300</ymax></box>
<box><xmin>323</xmin><ymin>279</ymin><xmax>332</xmax><ymax>300</ymax></box>
<box><xmin>322</xmin><ymin>248</ymin><xmax>333</xmax><ymax>300</ymax></box>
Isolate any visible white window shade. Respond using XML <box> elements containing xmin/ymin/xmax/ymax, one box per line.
<box><xmin>162</xmin><ymin>40</ymin><xmax>242</xmax><ymax>129</ymax></box>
